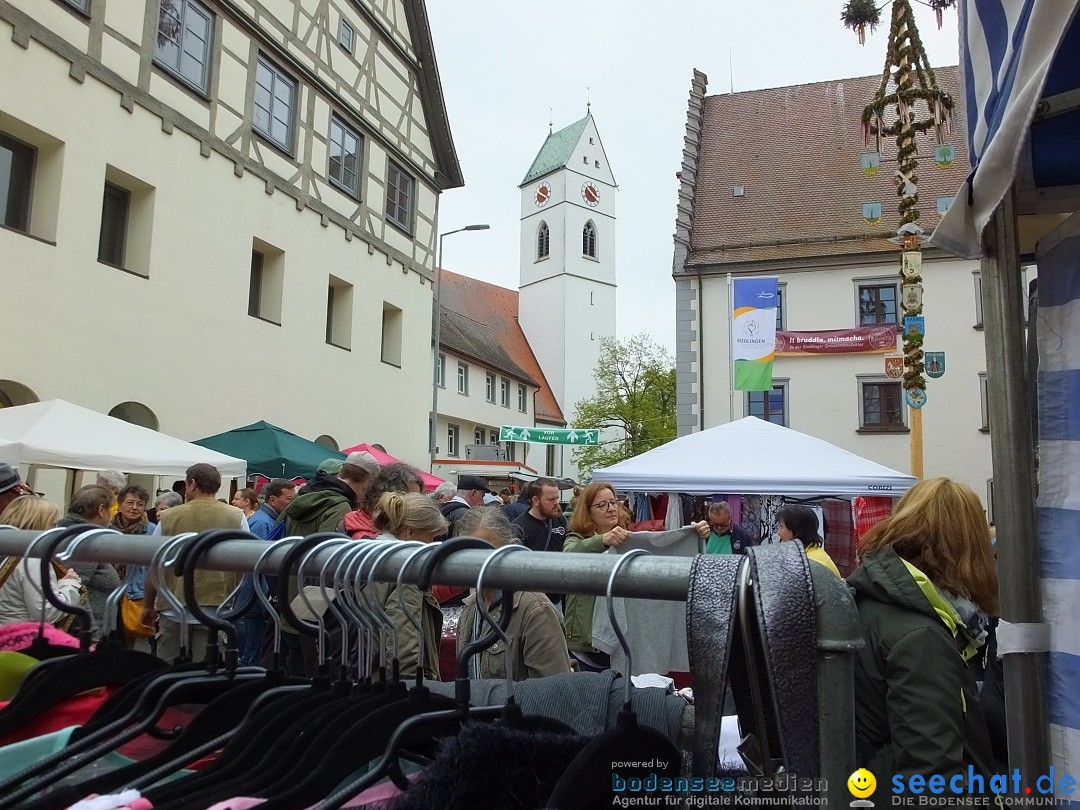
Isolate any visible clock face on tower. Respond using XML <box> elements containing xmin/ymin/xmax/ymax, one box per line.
<box><xmin>534</xmin><ymin>182</ymin><xmax>551</xmax><ymax>208</ymax></box>
<box><xmin>581</xmin><ymin>183</ymin><xmax>600</xmax><ymax>207</ymax></box>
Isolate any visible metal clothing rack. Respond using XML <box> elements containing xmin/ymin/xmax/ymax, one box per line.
<box><xmin>0</xmin><ymin>528</ymin><xmax>860</xmax><ymax>806</ymax></box>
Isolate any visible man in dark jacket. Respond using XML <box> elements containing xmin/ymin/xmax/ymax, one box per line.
<box><xmin>438</xmin><ymin>474</ymin><xmax>489</xmax><ymax>538</ymax></box>
<box><xmin>704</xmin><ymin>502</ymin><xmax>753</xmax><ymax>554</ymax></box>
<box><xmin>277</xmin><ymin>451</ymin><xmax>378</xmax><ymax>675</ymax></box>
<box><xmin>511</xmin><ymin>477</ymin><xmax>567</xmax><ymax>606</ymax></box>
<box><xmin>848</xmin><ymin>545</ymin><xmax>997</xmax><ymax>790</ymax></box>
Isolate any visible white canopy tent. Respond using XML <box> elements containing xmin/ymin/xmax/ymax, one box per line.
<box><xmin>0</xmin><ymin>400</ymin><xmax>246</xmax><ymax>479</ymax></box>
<box><xmin>594</xmin><ymin>417</ymin><xmax>915</xmax><ymax>497</ymax></box>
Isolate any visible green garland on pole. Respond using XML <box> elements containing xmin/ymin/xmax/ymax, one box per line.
<box><xmin>850</xmin><ymin>0</ymin><xmax>954</xmax><ymax>394</ymax></box>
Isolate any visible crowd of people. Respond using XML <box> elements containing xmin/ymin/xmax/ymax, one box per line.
<box><xmin>0</xmin><ymin>457</ymin><xmax>1005</xmax><ymax>783</ymax></box>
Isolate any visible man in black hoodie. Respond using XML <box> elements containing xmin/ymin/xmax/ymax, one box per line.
<box><xmin>277</xmin><ymin>450</ymin><xmax>378</xmax><ymax>675</ymax></box>
<box><xmin>438</xmin><ymin>474</ymin><xmax>489</xmax><ymax>539</ymax></box>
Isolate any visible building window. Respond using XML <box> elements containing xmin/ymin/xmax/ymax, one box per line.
<box><xmin>582</xmin><ymin>221</ymin><xmax>597</xmax><ymax>258</ymax></box>
<box><xmin>57</xmin><ymin>0</ymin><xmax>90</xmax><ymax>11</ymax></box>
<box><xmin>537</xmin><ymin>221</ymin><xmax>549</xmax><ymax>260</ymax></box>
<box><xmin>858</xmin><ymin>378</ymin><xmax>906</xmax><ymax>432</ymax></box>
<box><xmin>457</xmin><ymin>362</ymin><xmax>469</xmax><ymax>395</ymax></box>
<box><xmin>857</xmin><ymin>282</ymin><xmax>899</xmax><ymax>325</ymax></box>
<box><xmin>0</xmin><ymin>132</ymin><xmax>35</xmax><ymax>233</ymax></box>
<box><xmin>253</xmin><ymin>56</ymin><xmax>297</xmax><ymax>152</ymax></box>
<box><xmin>385</xmin><ymin>160</ymin><xmax>414</xmax><ymax>232</ymax></box>
<box><xmin>746</xmin><ymin>381</ymin><xmax>788</xmax><ymax>427</ymax></box>
<box><xmin>338</xmin><ymin>20</ymin><xmax>354</xmax><ymax>52</ymax></box>
<box><xmin>489</xmin><ymin>430</ymin><xmax>498</xmax><ymax>445</ymax></box>
<box><xmin>435</xmin><ymin>353</ymin><xmax>445</xmax><ymax>388</ymax></box>
<box><xmin>248</xmin><ymin>238</ymin><xmax>283</xmax><ymax>324</ymax></box>
<box><xmin>473</xmin><ymin>428</ymin><xmax>484</xmax><ymax>447</ymax></box>
<box><xmin>775</xmin><ymin>283</ymin><xmax>786</xmax><ymax>330</ymax></box>
<box><xmin>485</xmin><ymin>372</ymin><xmax>496</xmax><ymax>403</ymax></box>
<box><xmin>987</xmin><ymin>479</ymin><xmax>995</xmax><ymax>524</ymax></box>
<box><xmin>325</xmin><ymin>275</ymin><xmax>353</xmax><ymax>349</ymax></box>
<box><xmin>518</xmin><ymin>384</ymin><xmax>527</xmax><ymax>413</ymax></box>
<box><xmin>546</xmin><ymin>444</ymin><xmax>555</xmax><ymax>476</ymax></box>
<box><xmin>500</xmin><ymin>378</ymin><xmax>510</xmax><ymax>407</ymax></box>
<box><xmin>97</xmin><ymin>182</ymin><xmax>130</xmax><ymax>268</ymax></box>
<box><xmin>504</xmin><ymin>441</ymin><xmax>517</xmax><ymax>462</ymax></box>
<box><xmin>447</xmin><ymin>424</ymin><xmax>459</xmax><ymax>457</ymax></box>
<box><xmin>381</xmin><ymin>302</ymin><xmax>402</xmax><ymax>367</ymax></box>
<box><xmin>154</xmin><ymin>0</ymin><xmax>212</xmax><ymax>94</ymax></box>
<box><xmin>979</xmin><ymin>372</ymin><xmax>990</xmax><ymax>432</ymax></box>
<box><xmin>973</xmin><ymin>272</ymin><xmax>984</xmax><ymax>327</ymax></box>
<box><xmin>328</xmin><ymin>116</ymin><xmax>361</xmax><ymax>198</ymax></box>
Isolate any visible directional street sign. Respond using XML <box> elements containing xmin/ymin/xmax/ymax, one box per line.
<box><xmin>499</xmin><ymin>426</ymin><xmax>599</xmax><ymax>446</ymax></box>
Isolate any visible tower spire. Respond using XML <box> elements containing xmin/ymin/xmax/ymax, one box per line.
<box><xmin>549</xmin><ymin>107</ymin><xmax>553</xmax><ymax>134</ymax></box>
<box><xmin>586</xmin><ymin>86</ymin><xmax>591</xmax><ymax>113</ymax></box>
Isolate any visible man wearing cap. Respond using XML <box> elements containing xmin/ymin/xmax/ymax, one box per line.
<box><xmin>440</xmin><ymin>474</ymin><xmax>489</xmax><ymax>538</ymax></box>
<box><xmin>0</xmin><ymin>463</ymin><xmax>32</xmax><ymax>514</ymax></box>
<box><xmin>276</xmin><ymin>450</ymin><xmax>379</xmax><ymax>675</ymax></box>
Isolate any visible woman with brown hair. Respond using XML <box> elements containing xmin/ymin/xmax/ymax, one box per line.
<box><xmin>849</xmin><ymin>477</ymin><xmax>999</xmax><ymax>786</ymax></box>
<box><xmin>561</xmin><ymin>481</ymin><xmax>629</xmax><ymax>669</ymax></box>
<box><xmin>231</xmin><ymin>488</ymin><xmax>259</xmax><ymax>520</ymax></box>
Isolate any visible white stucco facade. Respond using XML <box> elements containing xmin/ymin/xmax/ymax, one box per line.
<box><xmin>0</xmin><ymin>0</ymin><xmax>460</xmax><ymax>476</ymax></box>
<box><xmin>681</xmin><ymin>256</ymin><xmax>1024</xmax><ymax>510</ymax></box>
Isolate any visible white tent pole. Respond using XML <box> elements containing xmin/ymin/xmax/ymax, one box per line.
<box><xmin>727</xmin><ymin>273</ymin><xmax>735</xmax><ymax>422</ymax></box>
<box><xmin>981</xmin><ymin>187</ymin><xmax>1049</xmax><ymax>777</ymax></box>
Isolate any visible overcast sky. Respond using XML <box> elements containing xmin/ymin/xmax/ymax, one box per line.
<box><xmin>425</xmin><ymin>0</ymin><xmax>960</xmax><ymax>353</ymax></box>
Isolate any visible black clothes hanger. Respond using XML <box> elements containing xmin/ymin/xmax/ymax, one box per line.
<box><xmin>46</xmin><ymin>542</ymin><xmax>316</xmax><ymax>809</ymax></box>
<box><xmin>546</xmin><ymin>549</ymin><xmax>683</xmax><ymax>810</ymax></box>
<box><xmin>0</xmin><ymin>530</ymin><xmax>268</xmax><ymax>809</ymax></box>
<box><xmin>309</xmin><ymin>537</ymin><xmax>526</xmax><ymax>810</ymax></box>
<box><xmin>0</xmin><ymin>527</ymin><xmax>167</xmax><ymax>743</ymax></box>
<box><xmin>146</xmin><ymin>535</ymin><xmax>377</xmax><ymax>810</ymax></box>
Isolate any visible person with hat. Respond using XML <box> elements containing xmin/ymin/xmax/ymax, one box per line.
<box><xmin>440</xmin><ymin>474</ymin><xmax>490</xmax><ymax>538</ymax></box>
<box><xmin>0</xmin><ymin>463</ymin><xmax>33</xmax><ymax>515</ymax></box>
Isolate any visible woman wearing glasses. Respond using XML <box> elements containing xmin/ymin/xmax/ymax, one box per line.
<box><xmin>562</xmin><ymin>481</ymin><xmax>628</xmax><ymax>670</ymax></box>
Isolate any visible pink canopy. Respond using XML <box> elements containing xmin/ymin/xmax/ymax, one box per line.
<box><xmin>342</xmin><ymin>443</ymin><xmax>445</xmax><ymax>492</ymax></box>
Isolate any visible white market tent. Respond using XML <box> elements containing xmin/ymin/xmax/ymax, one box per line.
<box><xmin>593</xmin><ymin>417</ymin><xmax>915</xmax><ymax>498</ymax></box>
<box><xmin>0</xmin><ymin>399</ymin><xmax>246</xmax><ymax>479</ymax></box>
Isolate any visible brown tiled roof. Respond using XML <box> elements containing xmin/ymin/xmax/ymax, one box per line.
<box><xmin>438</xmin><ymin>270</ymin><xmax>566</xmax><ymax>425</ymax></box>
<box><xmin>687</xmin><ymin>67</ymin><xmax>968</xmax><ymax>267</ymax></box>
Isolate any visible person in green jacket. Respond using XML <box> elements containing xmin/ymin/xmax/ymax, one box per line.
<box><xmin>848</xmin><ymin>477</ymin><xmax>1000</xmax><ymax>788</ymax></box>
<box><xmin>562</xmin><ymin>481</ymin><xmax>629</xmax><ymax>670</ymax></box>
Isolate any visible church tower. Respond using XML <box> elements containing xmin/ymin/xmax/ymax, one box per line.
<box><xmin>518</xmin><ymin>113</ymin><xmax>617</xmax><ymax>481</ymax></box>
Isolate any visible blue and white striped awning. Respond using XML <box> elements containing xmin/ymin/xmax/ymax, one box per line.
<box><xmin>929</xmin><ymin>0</ymin><xmax>1080</xmax><ymax>258</ymax></box>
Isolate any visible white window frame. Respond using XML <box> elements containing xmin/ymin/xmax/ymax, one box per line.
<box><xmin>500</xmin><ymin>377</ymin><xmax>510</xmax><ymax>408</ymax></box>
<box><xmin>338</xmin><ymin>19</ymin><xmax>354</xmax><ymax>53</ymax></box>
<box><xmin>457</xmin><ymin>361</ymin><xmax>469</xmax><ymax>395</ymax></box>
<box><xmin>435</xmin><ymin>353</ymin><xmax>445</xmax><ymax>388</ymax></box>
<box><xmin>447</xmin><ymin>424</ymin><xmax>459</xmax><ymax>457</ymax></box>
<box><xmin>385</xmin><ymin>159</ymin><xmax>414</xmax><ymax>232</ymax></box>
<box><xmin>979</xmin><ymin>372</ymin><xmax>990</xmax><ymax>432</ymax></box>
<box><xmin>775</xmin><ymin>282</ymin><xmax>787</xmax><ymax>331</ymax></box>
<box><xmin>485</xmin><ymin>372</ymin><xmax>496</xmax><ymax>403</ymax></box>
<box><xmin>518</xmin><ymin>384</ymin><xmax>528</xmax><ymax>413</ymax></box>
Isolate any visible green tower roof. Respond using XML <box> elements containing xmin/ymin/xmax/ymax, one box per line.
<box><xmin>520</xmin><ymin>115</ymin><xmax>591</xmax><ymax>185</ymax></box>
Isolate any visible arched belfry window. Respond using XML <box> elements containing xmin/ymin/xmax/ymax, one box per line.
<box><xmin>537</xmin><ymin>221</ymin><xmax>550</xmax><ymax>260</ymax></box>
<box><xmin>582</xmin><ymin>221</ymin><xmax>597</xmax><ymax>258</ymax></box>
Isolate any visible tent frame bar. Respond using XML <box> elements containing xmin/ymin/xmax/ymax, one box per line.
<box><xmin>981</xmin><ymin>188</ymin><xmax>1049</xmax><ymax>777</ymax></box>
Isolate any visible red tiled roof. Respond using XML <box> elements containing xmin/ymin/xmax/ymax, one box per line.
<box><xmin>438</xmin><ymin>270</ymin><xmax>566</xmax><ymax>425</ymax></box>
<box><xmin>688</xmin><ymin>67</ymin><xmax>968</xmax><ymax>267</ymax></box>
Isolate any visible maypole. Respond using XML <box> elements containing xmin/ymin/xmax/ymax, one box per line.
<box><xmin>843</xmin><ymin>0</ymin><xmax>955</xmax><ymax>478</ymax></box>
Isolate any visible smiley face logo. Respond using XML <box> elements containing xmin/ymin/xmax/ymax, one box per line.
<box><xmin>848</xmin><ymin>768</ymin><xmax>877</xmax><ymax>798</ymax></box>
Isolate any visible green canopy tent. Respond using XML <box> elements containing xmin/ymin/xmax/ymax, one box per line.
<box><xmin>193</xmin><ymin>420</ymin><xmax>344</xmax><ymax>481</ymax></box>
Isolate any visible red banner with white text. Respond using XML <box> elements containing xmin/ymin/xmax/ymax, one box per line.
<box><xmin>775</xmin><ymin>326</ymin><xmax>898</xmax><ymax>355</ymax></box>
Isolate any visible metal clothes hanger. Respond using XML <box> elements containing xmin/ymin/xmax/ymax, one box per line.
<box><xmin>363</xmin><ymin>540</ymin><xmax>424</xmax><ymax>682</ymax></box>
<box><xmin>545</xmin><ymin>548</ymin><xmax>685</xmax><ymax>810</ymax></box>
<box><xmin>473</xmin><ymin>543</ymin><xmax>531</xmax><ymax>690</ymax></box>
<box><xmin>296</xmin><ymin>539</ymin><xmax>352</xmax><ymax>676</ymax></box>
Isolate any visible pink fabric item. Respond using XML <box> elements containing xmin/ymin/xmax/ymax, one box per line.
<box><xmin>203</xmin><ymin>800</ymin><xmax>264</xmax><ymax>810</ymax></box>
<box><xmin>340</xmin><ymin>443</ymin><xmax>445</xmax><ymax>492</ymax></box>
<box><xmin>128</xmin><ymin>800</ymin><xmax>154</xmax><ymax>810</ymax></box>
<box><xmin>0</xmin><ymin>622</ymin><xmax>82</xmax><ymax>653</ymax></box>
<box><xmin>201</xmin><ymin>771</ymin><xmax>416</xmax><ymax>810</ymax></box>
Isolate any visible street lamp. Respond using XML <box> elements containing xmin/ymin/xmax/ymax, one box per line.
<box><xmin>430</xmin><ymin>224</ymin><xmax>490</xmax><ymax>471</ymax></box>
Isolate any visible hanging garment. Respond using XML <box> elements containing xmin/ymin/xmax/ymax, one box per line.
<box><xmin>590</xmin><ymin>528</ymin><xmax>699</xmax><ymax>675</ymax></box>
<box><xmin>821</xmin><ymin>498</ymin><xmax>856</xmax><ymax>576</ymax></box>
<box><xmin>853</xmin><ymin>496</ymin><xmax>893</xmax><ymax>545</ymax></box>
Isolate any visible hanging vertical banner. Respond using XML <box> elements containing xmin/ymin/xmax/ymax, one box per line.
<box><xmin>732</xmin><ymin>277</ymin><xmax>779</xmax><ymax>391</ymax></box>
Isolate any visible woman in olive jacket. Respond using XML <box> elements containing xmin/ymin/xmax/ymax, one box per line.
<box><xmin>455</xmin><ymin>507</ymin><xmax>571</xmax><ymax>680</ymax></box>
<box><xmin>561</xmin><ymin>481</ymin><xmax>630</xmax><ymax>660</ymax></box>
<box><xmin>848</xmin><ymin>477</ymin><xmax>999</xmax><ymax>789</ymax></box>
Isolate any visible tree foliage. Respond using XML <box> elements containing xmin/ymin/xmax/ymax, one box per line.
<box><xmin>571</xmin><ymin>334</ymin><xmax>677</xmax><ymax>476</ymax></box>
